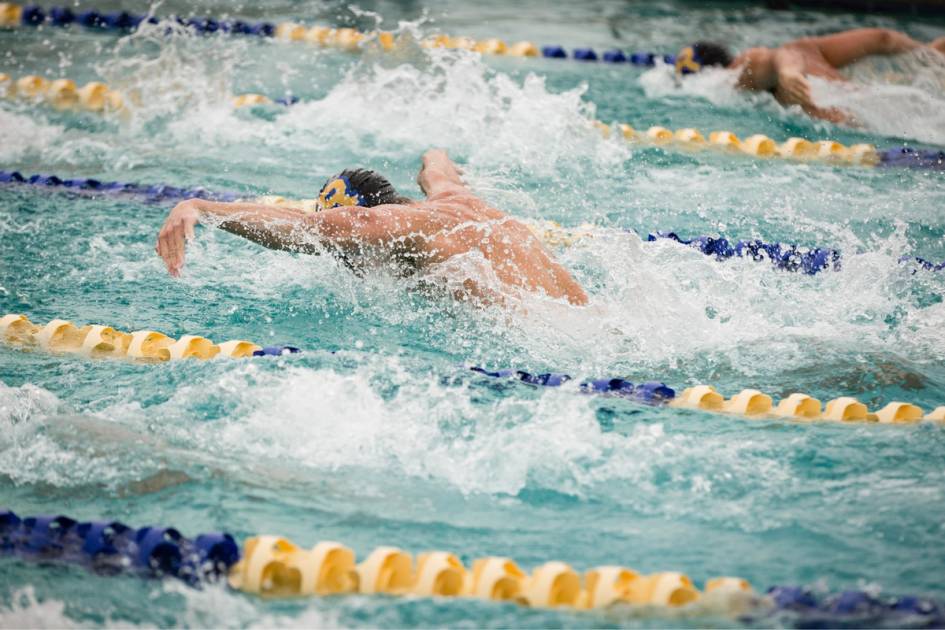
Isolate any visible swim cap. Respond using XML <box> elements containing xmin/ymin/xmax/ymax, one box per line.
<box><xmin>317</xmin><ymin>168</ymin><xmax>403</xmax><ymax>210</ymax></box>
<box><xmin>674</xmin><ymin>42</ymin><xmax>733</xmax><ymax>75</ymax></box>
<box><xmin>675</xmin><ymin>46</ymin><xmax>702</xmax><ymax>75</ymax></box>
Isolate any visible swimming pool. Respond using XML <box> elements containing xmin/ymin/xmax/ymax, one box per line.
<box><xmin>2</xmin><ymin>0</ymin><xmax>945</xmax><ymax>626</ymax></box>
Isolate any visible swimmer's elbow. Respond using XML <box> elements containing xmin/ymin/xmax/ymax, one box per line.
<box><xmin>854</xmin><ymin>28</ymin><xmax>910</xmax><ymax>56</ymax></box>
<box><xmin>876</xmin><ymin>29</ymin><xmax>895</xmax><ymax>51</ymax></box>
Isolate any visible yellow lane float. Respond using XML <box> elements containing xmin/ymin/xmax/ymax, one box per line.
<box><xmin>228</xmin><ymin>535</ymin><xmax>750</xmax><ymax>611</ymax></box>
<box><xmin>672</xmin><ymin>384</ymin><xmax>943</xmax><ymax>425</ymax></box>
<box><xmin>2</xmin><ymin>73</ymin><xmax>126</xmax><ymax>114</ymax></box>
<box><xmin>1</xmin><ymin>314</ymin><xmax>273</xmax><ymax>363</ymax></box>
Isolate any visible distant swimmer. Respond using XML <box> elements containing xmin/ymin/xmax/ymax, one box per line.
<box><xmin>155</xmin><ymin>149</ymin><xmax>589</xmax><ymax>306</ymax></box>
<box><xmin>674</xmin><ymin>29</ymin><xmax>945</xmax><ymax>122</ymax></box>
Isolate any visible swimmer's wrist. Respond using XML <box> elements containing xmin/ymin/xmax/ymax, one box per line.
<box><xmin>189</xmin><ymin>199</ymin><xmax>226</xmax><ymax>219</ymax></box>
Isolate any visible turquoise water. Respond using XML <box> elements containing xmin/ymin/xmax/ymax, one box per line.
<box><xmin>2</xmin><ymin>1</ymin><xmax>945</xmax><ymax>626</ymax></box>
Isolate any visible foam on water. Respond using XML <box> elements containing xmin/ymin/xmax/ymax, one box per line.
<box><xmin>0</xmin><ymin>588</ymin><xmax>80</xmax><ymax>629</ymax></box>
<box><xmin>815</xmin><ymin>50</ymin><xmax>945</xmax><ymax>145</ymax></box>
<box><xmin>0</xmin><ymin>111</ymin><xmax>64</xmax><ymax>163</ymax></box>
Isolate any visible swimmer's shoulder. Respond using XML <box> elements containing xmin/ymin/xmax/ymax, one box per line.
<box><xmin>253</xmin><ymin>195</ymin><xmax>321</xmax><ymax>213</ymax></box>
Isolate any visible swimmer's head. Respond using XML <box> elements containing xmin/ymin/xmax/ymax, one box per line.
<box><xmin>675</xmin><ymin>41</ymin><xmax>733</xmax><ymax>75</ymax></box>
<box><xmin>316</xmin><ymin>169</ymin><xmax>412</xmax><ymax>210</ymax></box>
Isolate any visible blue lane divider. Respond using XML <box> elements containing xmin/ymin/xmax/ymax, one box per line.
<box><xmin>572</xmin><ymin>48</ymin><xmax>598</xmax><ymax>62</ymax></box>
<box><xmin>647</xmin><ymin>231</ymin><xmax>945</xmax><ymax>275</ymax></box>
<box><xmin>16</xmin><ymin>4</ymin><xmax>277</xmax><ymax>36</ymax></box>
<box><xmin>0</xmin><ymin>170</ymin><xmax>239</xmax><ymax>202</ymax></box>
<box><xmin>909</xmin><ymin>256</ymin><xmax>945</xmax><ymax>272</ymax></box>
<box><xmin>253</xmin><ymin>346</ymin><xmax>302</xmax><ymax>357</ymax></box>
<box><xmin>0</xmin><ymin>509</ymin><xmax>238</xmax><ymax>585</ymax></box>
<box><xmin>762</xmin><ymin>585</ymin><xmax>943</xmax><ymax>626</ymax></box>
<box><xmin>469</xmin><ymin>367</ymin><xmax>676</xmax><ymax>405</ymax></box>
<box><xmin>647</xmin><ymin>231</ymin><xmax>841</xmax><ymax>276</ymax></box>
<box><xmin>878</xmin><ymin>147</ymin><xmax>945</xmax><ymax>171</ymax></box>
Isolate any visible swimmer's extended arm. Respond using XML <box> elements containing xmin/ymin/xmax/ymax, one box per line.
<box><xmin>156</xmin><ymin>198</ymin><xmax>316</xmax><ymax>276</ymax></box>
<box><xmin>810</xmin><ymin>28</ymin><xmax>923</xmax><ymax>67</ymax></box>
<box><xmin>416</xmin><ymin>148</ymin><xmax>468</xmax><ymax>198</ymax></box>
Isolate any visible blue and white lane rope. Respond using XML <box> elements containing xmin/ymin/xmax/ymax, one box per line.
<box><xmin>3</xmin><ymin>169</ymin><xmax>944</xmax><ymax>274</ymax></box>
<box><xmin>1</xmin><ymin>508</ymin><xmax>942</xmax><ymax>625</ymax></box>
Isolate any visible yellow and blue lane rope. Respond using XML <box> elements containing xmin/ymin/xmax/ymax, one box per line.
<box><xmin>1</xmin><ymin>507</ymin><xmax>942</xmax><ymax>624</ymax></box>
<box><xmin>3</xmin><ymin>70</ymin><xmax>943</xmax><ymax>171</ymax></box>
<box><xmin>0</xmin><ymin>313</ymin><xmax>298</xmax><ymax>360</ymax></box>
<box><xmin>3</xmin><ymin>313</ymin><xmax>944</xmax><ymax>426</ymax></box>
<box><xmin>0</xmin><ymin>2</ymin><xmax>672</xmax><ymax>66</ymax></box>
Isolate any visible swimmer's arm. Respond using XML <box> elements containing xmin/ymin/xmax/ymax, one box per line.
<box><xmin>156</xmin><ymin>198</ymin><xmax>315</xmax><ymax>276</ymax></box>
<box><xmin>417</xmin><ymin>148</ymin><xmax>469</xmax><ymax>198</ymax></box>
<box><xmin>770</xmin><ymin>46</ymin><xmax>851</xmax><ymax>123</ymax></box>
<box><xmin>811</xmin><ymin>28</ymin><xmax>923</xmax><ymax>67</ymax></box>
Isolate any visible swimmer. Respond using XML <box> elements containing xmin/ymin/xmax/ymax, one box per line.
<box><xmin>675</xmin><ymin>29</ymin><xmax>945</xmax><ymax>122</ymax></box>
<box><xmin>155</xmin><ymin>149</ymin><xmax>589</xmax><ymax>306</ymax></box>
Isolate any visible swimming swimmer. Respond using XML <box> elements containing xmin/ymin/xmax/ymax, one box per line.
<box><xmin>675</xmin><ymin>29</ymin><xmax>945</xmax><ymax>122</ymax></box>
<box><xmin>155</xmin><ymin>149</ymin><xmax>589</xmax><ymax>306</ymax></box>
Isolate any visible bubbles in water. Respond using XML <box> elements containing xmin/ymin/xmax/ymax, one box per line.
<box><xmin>0</xmin><ymin>588</ymin><xmax>79</xmax><ymax>629</ymax></box>
<box><xmin>814</xmin><ymin>50</ymin><xmax>945</xmax><ymax>145</ymax></box>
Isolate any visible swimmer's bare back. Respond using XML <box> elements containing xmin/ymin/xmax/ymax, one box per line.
<box><xmin>155</xmin><ymin>149</ymin><xmax>588</xmax><ymax>307</ymax></box>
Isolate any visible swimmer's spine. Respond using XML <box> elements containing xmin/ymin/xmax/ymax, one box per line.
<box><xmin>0</xmin><ymin>313</ymin><xmax>299</xmax><ymax>361</ymax></box>
<box><xmin>1</xmin><ymin>507</ymin><xmax>941</xmax><ymax>623</ymax></box>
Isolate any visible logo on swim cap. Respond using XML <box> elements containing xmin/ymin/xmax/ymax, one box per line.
<box><xmin>317</xmin><ymin>176</ymin><xmax>364</xmax><ymax>210</ymax></box>
<box><xmin>675</xmin><ymin>46</ymin><xmax>702</xmax><ymax>75</ymax></box>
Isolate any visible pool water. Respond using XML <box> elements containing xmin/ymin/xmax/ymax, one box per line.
<box><xmin>2</xmin><ymin>0</ymin><xmax>945</xmax><ymax>626</ymax></box>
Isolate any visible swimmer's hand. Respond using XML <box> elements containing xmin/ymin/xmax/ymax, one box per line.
<box><xmin>777</xmin><ymin>69</ymin><xmax>813</xmax><ymax>108</ymax></box>
<box><xmin>774</xmin><ymin>68</ymin><xmax>853</xmax><ymax>124</ymax></box>
<box><xmin>156</xmin><ymin>199</ymin><xmax>200</xmax><ymax>277</ymax></box>
<box><xmin>417</xmin><ymin>148</ymin><xmax>467</xmax><ymax>197</ymax></box>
